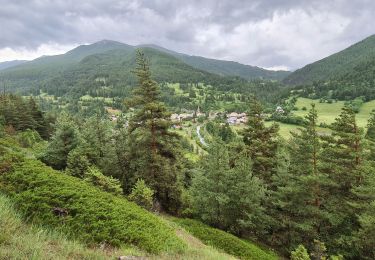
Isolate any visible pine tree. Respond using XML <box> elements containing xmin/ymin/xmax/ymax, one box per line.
<box><xmin>40</xmin><ymin>113</ymin><xmax>81</xmax><ymax>170</ymax></box>
<box><xmin>190</xmin><ymin>140</ymin><xmax>265</xmax><ymax>234</ymax></box>
<box><xmin>319</xmin><ymin>105</ymin><xmax>367</xmax><ymax>255</ymax></box>
<box><xmin>270</xmin><ymin>105</ymin><xmax>330</xmax><ymax>252</ymax></box>
<box><xmin>127</xmin><ymin>50</ymin><xmax>183</xmax><ymax>213</ymax></box>
<box><xmin>365</xmin><ymin>110</ymin><xmax>375</xmax><ymax>161</ymax></box>
<box><xmin>243</xmin><ymin>96</ymin><xmax>279</xmax><ymax>184</ymax></box>
<box><xmin>351</xmin><ymin>114</ymin><xmax>375</xmax><ymax>259</ymax></box>
<box><xmin>28</xmin><ymin>97</ymin><xmax>49</xmax><ymax>139</ymax></box>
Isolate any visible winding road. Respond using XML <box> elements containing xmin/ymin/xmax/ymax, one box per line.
<box><xmin>196</xmin><ymin>125</ymin><xmax>208</xmax><ymax>146</ymax></box>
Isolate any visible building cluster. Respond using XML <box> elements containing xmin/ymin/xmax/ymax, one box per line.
<box><xmin>226</xmin><ymin>112</ymin><xmax>248</xmax><ymax>125</ymax></box>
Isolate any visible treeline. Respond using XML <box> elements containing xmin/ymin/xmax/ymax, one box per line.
<box><xmin>0</xmin><ymin>94</ymin><xmax>52</xmax><ymax>139</ymax></box>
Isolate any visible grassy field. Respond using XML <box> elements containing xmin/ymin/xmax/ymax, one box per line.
<box><xmin>294</xmin><ymin>97</ymin><xmax>375</xmax><ymax>127</ymax></box>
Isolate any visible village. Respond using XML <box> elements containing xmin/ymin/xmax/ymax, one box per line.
<box><xmin>107</xmin><ymin>105</ymin><xmax>286</xmax><ymax>128</ymax></box>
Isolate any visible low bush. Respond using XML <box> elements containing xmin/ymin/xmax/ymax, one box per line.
<box><xmin>16</xmin><ymin>130</ymin><xmax>42</xmax><ymax>148</ymax></box>
<box><xmin>83</xmin><ymin>166</ymin><xmax>122</xmax><ymax>195</ymax></box>
<box><xmin>128</xmin><ymin>179</ymin><xmax>154</xmax><ymax>210</ymax></box>
<box><xmin>0</xmin><ymin>193</ymin><xmax>142</xmax><ymax>259</ymax></box>
<box><xmin>173</xmin><ymin>218</ymin><xmax>277</xmax><ymax>260</ymax></box>
<box><xmin>0</xmin><ymin>159</ymin><xmax>186</xmax><ymax>254</ymax></box>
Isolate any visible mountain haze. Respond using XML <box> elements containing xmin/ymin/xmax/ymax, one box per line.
<box><xmin>0</xmin><ymin>60</ymin><xmax>27</xmax><ymax>71</ymax></box>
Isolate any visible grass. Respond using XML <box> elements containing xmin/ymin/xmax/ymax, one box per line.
<box><xmin>173</xmin><ymin>218</ymin><xmax>278</xmax><ymax>260</ymax></box>
<box><xmin>0</xmin><ymin>193</ymin><xmax>143</xmax><ymax>260</ymax></box>
<box><xmin>294</xmin><ymin>97</ymin><xmax>375</xmax><ymax>127</ymax></box>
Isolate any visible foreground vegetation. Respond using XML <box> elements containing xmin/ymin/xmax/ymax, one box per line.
<box><xmin>0</xmin><ymin>194</ymin><xmax>142</xmax><ymax>259</ymax></box>
<box><xmin>0</xmin><ymin>158</ymin><xmax>185</xmax><ymax>254</ymax></box>
<box><xmin>173</xmin><ymin>218</ymin><xmax>277</xmax><ymax>260</ymax></box>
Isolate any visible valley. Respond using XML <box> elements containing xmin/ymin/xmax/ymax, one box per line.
<box><xmin>1</xmin><ymin>30</ymin><xmax>375</xmax><ymax>259</ymax></box>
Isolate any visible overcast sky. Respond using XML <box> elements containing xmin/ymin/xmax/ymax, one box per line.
<box><xmin>0</xmin><ymin>0</ymin><xmax>374</xmax><ymax>70</ymax></box>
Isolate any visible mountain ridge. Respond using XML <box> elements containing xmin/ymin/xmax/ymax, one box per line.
<box><xmin>0</xmin><ymin>40</ymin><xmax>290</xmax><ymax>82</ymax></box>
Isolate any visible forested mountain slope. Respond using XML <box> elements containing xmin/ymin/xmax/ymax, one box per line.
<box><xmin>0</xmin><ymin>40</ymin><xmax>289</xmax><ymax>95</ymax></box>
<box><xmin>140</xmin><ymin>43</ymin><xmax>290</xmax><ymax>80</ymax></box>
<box><xmin>284</xmin><ymin>34</ymin><xmax>375</xmax><ymax>85</ymax></box>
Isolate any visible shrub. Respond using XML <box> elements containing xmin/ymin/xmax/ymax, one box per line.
<box><xmin>173</xmin><ymin>218</ymin><xmax>277</xmax><ymax>260</ymax></box>
<box><xmin>16</xmin><ymin>130</ymin><xmax>42</xmax><ymax>148</ymax></box>
<box><xmin>128</xmin><ymin>179</ymin><xmax>154</xmax><ymax>210</ymax></box>
<box><xmin>291</xmin><ymin>245</ymin><xmax>310</xmax><ymax>260</ymax></box>
<box><xmin>84</xmin><ymin>166</ymin><xmax>122</xmax><ymax>195</ymax></box>
<box><xmin>0</xmin><ymin>159</ymin><xmax>186</xmax><ymax>253</ymax></box>
<box><xmin>66</xmin><ymin>148</ymin><xmax>91</xmax><ymax>178</ymax></box>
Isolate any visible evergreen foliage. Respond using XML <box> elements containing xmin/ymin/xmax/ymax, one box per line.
<box><xmin>242</xmin><ymin>97</ymin><xmax>279</xmax><ymax>184</ymax></box>
<box><xmin>291</xmin><ymin>245</ymin><xmax>311</xmax><ymax>260</ymax></box>
<box><xmin>40</xmin><ymin>113</ymin><xmax>80</xmax><ymax>170</ymax></box>
<box><xmin>128</xmin><ymin>179</ymin><xmax>154</xmax><ymax>210</ymax></box>
<box><xmin>0</xmin><ymin>158</ymin><xmax>186</xmax><ymax>253</ymax></box>
<box><xmin>0</xmin><ymin>94</ymin><xmax>49</xmax><ymax>138</ymax></box>
<box><xmin>83</xmin><ymin>166</ymin><xmax>123</xmax><ymax>195</ymax></box>
<box><xmin>126</xmin><ymin>50</ymin><xmax>183</xmax><ymax>213</ymax></box>
<box><xmin>173</xmin><ymin>218</ymin><xmax>278</xmax><ymax>260</ymax></box>
<box><xmin>190</xmin><ymin>140</ymin><xmax>266</xmax><ymax>234</ymax></box>
<box><xmin>270</xmin><ymin>105</ymin><xmax>330</xmax><ymax>252</ymax></box>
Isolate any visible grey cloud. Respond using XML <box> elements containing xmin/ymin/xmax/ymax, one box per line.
<box><xmin>0</xmin><ymin>0</ymin><xmax>375</xmax><ymax>69</ymax></box>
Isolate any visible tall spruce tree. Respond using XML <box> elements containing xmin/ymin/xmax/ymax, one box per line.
<box><xmin>319</xmin><ymin>105</ymin><xmax>367</xmax><ymax>257</ymax></box>
<box><xmin>242</xmin><ymin>96</ymin><xmax>279</xmax><ymax>184</ymax></box>
<box><xmin>127</xmin><ymin>50</ymin><xmax>183</xmax><ymax>213</ymax></box>
<box><xmin>271</xmin><ymin>105</ymin><xmax>330</xmax><ymax>253</ymax></box>
<box><xmin>350</xmin><ymin>112</ymin><xmax>375</xmax><ymax>259</ymax></box>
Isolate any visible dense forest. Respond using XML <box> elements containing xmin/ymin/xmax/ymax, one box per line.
<box><xmin>1</xmin><ymin>50</ymin><xmax>375</xmax><ymax>259</ymax></box>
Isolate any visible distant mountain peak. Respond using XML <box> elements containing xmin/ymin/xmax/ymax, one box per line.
<box><xmin>94</xmin><ymin>39</ymin><xmax>123</xmax><ymax>45</ymax></box>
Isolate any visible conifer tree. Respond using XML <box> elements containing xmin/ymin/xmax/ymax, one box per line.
<box><xmin>365</xmin><ymin>110</ymin><xmax>375</xmax><ymax>141</ymax></box>
<box><xmin>242</xmin><ymin>96</ymin><xmax>279</xmax><ymax>184</ymax></box>
<box><xmin>127</xmin><ymin>50</ymin><xmax>183</xmax><ymax>213</ymax></box>
<box><xmin>270</xmin><ymin>105</ymin><xmax>330</xmax><ymax>252</ymax></box>
<box><xmin>190</xmin><ymin>140</ymin><xmax>265</xmax><ymax>234</ymax></box>
<box><xmin>319</xmin><ymin>105</ymin><xmax>367</xmax><ymax>255</ymax></box>
<box><xmin>41</xmin><ymin>113</ymin><xmax>81</xmax><ymax>170</ymax></box>
<box><xmin>365</xmin><ymin>110</ymin><xmax>375</xmax><ymax>161</ymax></box>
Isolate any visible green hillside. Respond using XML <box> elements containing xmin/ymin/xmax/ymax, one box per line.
<box><xmin>284</xmin><ymin>34</ymin><xmax>375</xmax><ymax>85</ymax></box>
<box><xmin>0</xmin><ymin>40</ymin><xmax>290</xmax><ymax>96</ymax></box>
<box><xmin>138</xmin><ymin>44</ymin><xmax>290</xmax><ymax>80</ymax></box>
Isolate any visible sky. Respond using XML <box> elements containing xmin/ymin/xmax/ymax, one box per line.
<box><xmin>0</xmin><ymin>0</ymin><xmax>374</xmax><ymax>70</ymax></box>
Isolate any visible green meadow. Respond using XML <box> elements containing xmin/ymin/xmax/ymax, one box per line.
<box><xmin>294</xmin><ymin>97</ymin><xmax>375</xmax><ymax>127</ymax></box>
